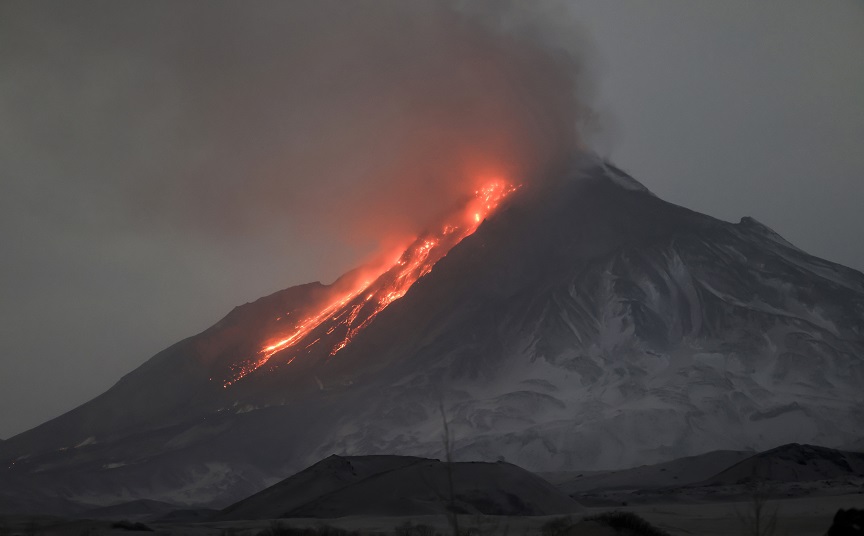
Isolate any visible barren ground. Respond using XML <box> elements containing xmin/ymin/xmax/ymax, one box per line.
<box><xmin>2</xmin><ymin>493</ymin><xmax>861</xmax><ymax>535</ymax></box>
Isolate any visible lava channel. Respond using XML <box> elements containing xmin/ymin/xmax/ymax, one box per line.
<box><xmin>223</xmin><ymin>180</ymin><xmax>517</xmax><ymax>387</ymax></box>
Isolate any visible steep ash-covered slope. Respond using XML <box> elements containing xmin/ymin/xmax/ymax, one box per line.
<box><xmin>1</xmin><ymin>156</ymin><xmax>862</xmax><ymax>510</ymax></box>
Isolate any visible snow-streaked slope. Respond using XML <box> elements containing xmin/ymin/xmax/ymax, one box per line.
<box><xmin>309</xmin><ymin>161</ymin><xmax>864</xmax><ymax>472</ymax></box>
<box><xmin>1</xmin><ymin>155</ymin><xmax>862</xmax><ymax>510</ymax></box>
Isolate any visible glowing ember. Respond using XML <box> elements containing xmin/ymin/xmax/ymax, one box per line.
<box><xmin>223</xmin><ymin>180</ymin><xmax>518</xmax><ymax>386</ymax></box>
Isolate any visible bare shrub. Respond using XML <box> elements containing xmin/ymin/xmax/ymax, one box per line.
<box><xmin>735</xmin><ymin>482</ymin><xmax>778</xmax><ymax>536</ymax></box>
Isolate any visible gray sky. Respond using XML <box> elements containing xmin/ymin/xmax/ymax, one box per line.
<box><xmin>1</xmin><ymin>1</ymin><xmax>862</xmax><ymax>439</ymax></box>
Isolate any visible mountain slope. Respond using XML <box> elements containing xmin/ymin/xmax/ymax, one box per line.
<box><xmin>544</xmin><ymin>449</ymin><xmax>755</xmax><ymax>494</ymax></box>
<box><xmin>700</xmin><ymin>443</ymin><xmax>864</xmax><ymax>485</ymax></box>
<box><xmin>2</xmin><ymin>155</ymin><xmax>862</xmax><ymax>510</ymax></box>
<box><xmin>217</xmin><ymin>455</ymin><xmax>583</xmax><ymax>520</ymax></box>
<box><xmin>545</xmin><ymin>443</ymin><xmax>864</xmax><ymax>506</ymax></box>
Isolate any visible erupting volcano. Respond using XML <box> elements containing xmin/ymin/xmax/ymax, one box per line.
<box><xmin>224</xmin><ymin>181</ymin><xmax>518</xmax><ymax>386</ymax></box>
<box><xmin>2</xmin><ymin>158</ymin><xmax>863</xmax><ymax>512</ymax></box>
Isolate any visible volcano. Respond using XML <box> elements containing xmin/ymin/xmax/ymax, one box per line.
<box><xmin>2</xmin><ymin>155</ymin><xmax>863</xmax><ymax>512</ymax></box>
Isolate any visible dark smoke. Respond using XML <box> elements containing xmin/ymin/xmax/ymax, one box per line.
<box><xmin>2</xmin><ymin>0</ymin><xmax>595</xmax><ymax>253</ymax></box>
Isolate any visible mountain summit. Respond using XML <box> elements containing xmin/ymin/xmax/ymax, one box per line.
<box><xmin>2</xmin><ymin>155</ymin><xmax>862</xmax><ymax>510</ymax></box>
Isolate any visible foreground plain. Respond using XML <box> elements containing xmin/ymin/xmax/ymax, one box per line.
<box><xmin>1</xmin><ymin>493</ymin><xmax>862</xmax><ymax>535</ymax></box>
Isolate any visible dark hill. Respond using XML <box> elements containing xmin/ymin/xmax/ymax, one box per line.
<box><xmin>216</xmin><ymin>455</ymin><xmax>583</xmax><ymax>520</ymax></box>
<box><xmin>701</xmin><ymin>443</ymin><xmax>864</xmax><ymax>485</ymax></box>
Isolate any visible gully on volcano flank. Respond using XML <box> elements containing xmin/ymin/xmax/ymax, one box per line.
<box><xmin>223</xmin><ymin>180</ymin><xmax>519</xmax><ymax>387</ymax></box>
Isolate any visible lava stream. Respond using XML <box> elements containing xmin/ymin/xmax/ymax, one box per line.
<box><xmin>224</xmin><ymin>180</ymin><xmax>517</xmax><ymax>387</ymax></box>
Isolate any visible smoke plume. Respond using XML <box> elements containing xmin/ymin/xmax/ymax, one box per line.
<box><xmin>2</xmin><ymin>0</ymin><xmax>595</xmax><ymax>259</ymax></box>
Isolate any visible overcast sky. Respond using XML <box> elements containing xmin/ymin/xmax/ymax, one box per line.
<box><xmin>1</xmin><ymin>1</ymin><xmax>862</xmax><ymax>439</ymax></box>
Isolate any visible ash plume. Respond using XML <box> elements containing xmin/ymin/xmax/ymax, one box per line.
<box><xmin>1</xmin><ymin>0</ymin><xmax>596</xmax><ymax>259</ymax></box>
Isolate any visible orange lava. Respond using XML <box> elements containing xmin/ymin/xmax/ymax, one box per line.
<box><xmin>224</xmin><ymin>180</ymin><xmax>517</xmax><ymax>387</ymax></box>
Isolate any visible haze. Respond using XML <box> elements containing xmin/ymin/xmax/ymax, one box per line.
<box><xmin>0</xmin><ymin>1</ymin><xmax>862</xmax><ymax>439</ymax></box>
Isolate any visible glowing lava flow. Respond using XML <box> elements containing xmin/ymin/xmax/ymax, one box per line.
<box><xmin>224</xmin><ymin>180</ymin><xmax>518</xmax><ymax>387</ymax></box>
